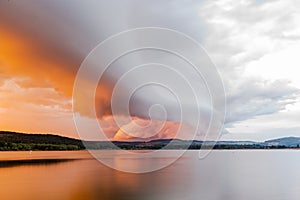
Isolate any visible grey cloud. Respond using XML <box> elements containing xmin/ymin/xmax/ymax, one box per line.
<box><xmin>1</xmin><ymin>0</ymin><xmax>299</xmax><ymax>138</ymax></box>
<box><xmin>226</xmin><ymin>79</ymin><xmax>299</xmax><ymax>123</ymax></box>
<box><xmin>1</xmin><ymin>0</ymin><xmax>226</xmax><ymax>138</ymax></box>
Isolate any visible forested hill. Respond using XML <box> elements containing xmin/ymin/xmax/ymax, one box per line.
<box><xmin>0</xmin><ymin>131</ymin><xmax>84</xmax><ymax>150</ymax></box>
<box><xmin>1</xmin><ymin>131</ymin><xmax>300</xmax><ymax>151</ymax></box>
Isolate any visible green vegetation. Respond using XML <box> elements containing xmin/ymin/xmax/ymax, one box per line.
<box><xmin>0</xmin><ymin>131</ymin><xmax>84</xmax><ymax>151</ymax></box>
<box><xmin>0</xmin><ymin>142</ymin><xmax>81</xmax><ymax>151</ymax></box>
<box><xmin>1</xmin><ymin>131</ymin><xmax>300</xmax><ymax>151</ymax></box>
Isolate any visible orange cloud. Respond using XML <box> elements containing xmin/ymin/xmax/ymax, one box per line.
<box><xmin>111</xmin><ymin>117</ymin><xmax>195</xmax><ymax>141</ymax></box>
<box><xmin>0</xmin><ymin>29</ymin><xmax>77</xmax><ymax>97</ymax></box>
<box><xmin>0</xmin><ymin>77</ymin><xmax>77</xmax><ymax>137</ymax></box>
<box><xmin>0</xmin><ymin>25</ymin><xmax>200</xmax><ymax>141</ymax></box>
<box><xmin>0</xmin><ymin>3</ymin><xmax>204</xmax><ymax>141</ymax></box>
<box><xmin>0</xmin><ymin>26</ymin><xmax>81</xmax><ymax>136</ymax></box>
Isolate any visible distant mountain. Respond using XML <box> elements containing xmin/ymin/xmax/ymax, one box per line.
<box><xmin>1</xmin><ymin>131</ymin><xmax>300</xmax><ymax>150</ymax></box>
<box><xmin>264</xmin><ymin>137</ymin><xmax>300</xmax><ymax>147</ymax></box>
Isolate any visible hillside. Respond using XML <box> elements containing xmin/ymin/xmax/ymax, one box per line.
<box><xmin>1</xmin><ymin>131</ymin><xmax>300</xmax><ymax>150</ymax></box>
<box><xmin>0</xmin><ymin>131</ymin><xmax>84</xmax><ymax>151</ymax></box>
<box><xmin>264</xmin><ymin>137</ymin><xmax>300</xmax><ymax>147</ymax></box>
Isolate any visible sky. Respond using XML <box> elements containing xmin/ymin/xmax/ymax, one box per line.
<box><xmin>0</xmin><ymin>0</ymin><xmax>300</xmax><ymax>141</ymax></box>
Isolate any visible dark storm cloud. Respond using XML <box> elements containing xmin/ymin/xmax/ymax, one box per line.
<box><xmin>0</xmin><ymin>0</ymin><xmax>298</xmax><ymax>137</ymax></box>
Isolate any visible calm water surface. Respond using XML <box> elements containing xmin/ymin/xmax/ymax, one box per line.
<box><xmin>0</xmin><ymin>150</ymin><xmax>300</xmax><ymax>200</ymax></box>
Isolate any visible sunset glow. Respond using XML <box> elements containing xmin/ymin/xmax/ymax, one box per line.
<box><xmin>1</xmin><ymin>0</ymin><xmax>300</xmax><ymax>142</ymax></box>
<box><xmin>0</xmin><ymin>30</ymin><xmax>191</xmax><ymax>140</ymax></box>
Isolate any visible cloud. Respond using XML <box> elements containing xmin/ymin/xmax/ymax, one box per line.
<box><xmin>1</xmin><ymin>1</ymin><xmax>205</xmax><ymax>139</ymax></box>
<box><xmin>0</xmin><ymin>0</ymin><xmax>299</xmax><ymax>140</ymax></box>
<box><xmin>113</xmin><ymin>117</ymin><xmax>194</xmax><ymax>141</ymax></box>
<box><xmin>0</xmin><ymin>77</ymin><xmax>76</xmax><ymax>136</ymax></box>
<box><xmin>245</xmin><ymin>44</ymin><xmax>300</xmax><ymax>87</ymax></box>
<box><xmin>224</xmin><ymin>100</ymin><xmax>300</xmax><ymax>141</ymax></box>
<box><xmin>0</xmin><ymin>78</ymin><xmax>70</xmax><ymax>110</ymax></box>
<box><xmin>226</xmin><ymin>78</ymin><xmax>298</xmax><ymax>124</ymax></box>
<box><xmin>199</xmin><ymin>0</ymin><xmax>300</xmax><ymax>129</ymax></box>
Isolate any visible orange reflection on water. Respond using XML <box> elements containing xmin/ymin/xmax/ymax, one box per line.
<box><xmin>0</xmin><ymin>151</ymin><xmax>166</xmax><ymax>200</ymax></box>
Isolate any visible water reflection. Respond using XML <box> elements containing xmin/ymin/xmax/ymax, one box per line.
<box><xmin>0</xmin><ymin>159</ymin><xmax>78</xmax><ymax>168</ymax></box>
<box><xmin>0</xmin><ymin>150</ymin><xmax>300</xmax><ymax>200</ymax></box>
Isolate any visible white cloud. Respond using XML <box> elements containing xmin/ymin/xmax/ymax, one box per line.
<box><xmin>245</xmin><ymin>44</ymin><xmax>300</xmax><ymax>87</ymax></box>
<box><xmin>200</xmin><ymin>0</ymin><xmax>300</xmax><ymax>139</ymax></box>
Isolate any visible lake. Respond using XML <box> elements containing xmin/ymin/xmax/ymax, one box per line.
<box><xmin>0</xmin><ymin>150</ymin><xmax>300</xmax><ymax>200</ymax></box>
